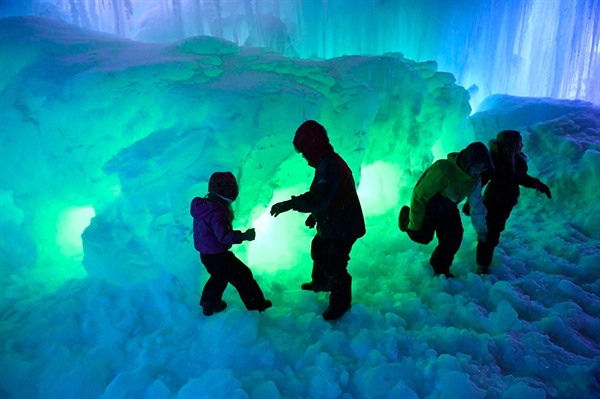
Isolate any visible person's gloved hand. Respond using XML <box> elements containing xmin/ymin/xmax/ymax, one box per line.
<box><xmin>305</xmin><ymin>214</ymin><xmax>316</xmax><ymax>229</ymax></box>
<box><xmin>242</xmin><ymin>228</ymin><xmax>256</xmax><ymax>241</ymax></box>
<box><xmin>270</xmin><ymin>201</ymin><xmax>293</xmax><ymax>217</ymax></box>
<box><xmin>536</xmin><ymin>182</ymin><xmax>552</xmax><ymax>199</ymax></box>
<box><xmin>477</xmin><ymin>232</ymin><xmax>487</xmax><ymax>243</ymax></box>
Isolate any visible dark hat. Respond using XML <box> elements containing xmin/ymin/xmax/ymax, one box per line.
<box><xmin>209</xmin><ymin>172</ymin><xmax>239</xmax><ymax>201</ymax></box>
<box><xmin>496</xmin><ymin>130</ymin><xmax>522</xmax><ymax>150</ymax></box>
<box><xmin>293</xmin><ymin>120</ymin><xmax>332</xmax><ymax>166</ymax></box>
<box><xmin>459</xmin><ymin>142</ymin><xmax>494</xmax><ymax>172</ymax></box>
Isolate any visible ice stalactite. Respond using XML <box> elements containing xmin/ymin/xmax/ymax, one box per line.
<box><xmin>87</xmin><ymin>0</ymin><xmax>99</xmax><ymax>29</ymax></box>
<box><xmin>579</xmin><ymin>0</ymin><xmax>600</xmax><ymax>100</ymax></box>
<box><xmin>171</xmin><ymin>0</ymin><xmax>183</xmax><ymax>39</ymax></box>
<box><xmin>68</xmin><ymin>0</ymin><xmax>88</xmax><ymax>27</ymax></box>
<box><xmin>192</xmin><ymin>0</ymin><xmax>205</xmax><ymax>36</ymax></box>
<box><xmin>111</xmin><ymin>0</ymin><xmax>123</xmax><ymax>36</ymax></box>
<box><xmin>204</xmin><ymin>0</ymin><xmax>222</xmax><ymax>38</ymax></box>
<box><xmin>243</xmin><ymin>0</ymin><xmax>254</xmax><ymax>43</ymax></box>
<box><xmin>77</xmin><ymin>0</ymin><xmax>90</xmax><ymax>27</ymax></box>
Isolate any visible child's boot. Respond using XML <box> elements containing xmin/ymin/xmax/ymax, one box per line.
<box><xmin>202</xmin><ymin>300</ymin><xmax>227</xmax><ymax>316</ymax></box>
<box><xmin>251</xmin><ymin>299</ymin><xmax>272</xmax><ymax>312</ymax></box>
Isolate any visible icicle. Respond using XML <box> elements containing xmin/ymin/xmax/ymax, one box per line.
<box><xmin>124</xmin><ymin>0</ymin><xmax>133</xmax><ymax>19</ymax></box>
<box><xmin>244</xmin><ymin>0</ymin><xmax>255</xmax><ymax>43</ymax></box>
<box><xmin>322</xmin><ymin>0</ymin><xmax>328</xmax><ymax>57</ymax></box>
<box><xmin>17</xmin><ymin>0</ymin><xmax>597</xmax><ymax>104</ymax></box>
<box><xmin>192</xmin><ymin>0</ymin><xmax>205</xmax><ymax>36</ymax></box>
<box><xmin>111</xmin><ymin>0</ymin><xmax>123</xmax><ymax>36</ymax></box>
<box><xmin>68</xmin><ymin>0</ymin><xmax>79</xmax><ymax>25</ymax></box>
<box><xmin>77</xmin><ymin>0</ymin><xmax>90</xmax><ymax>27</ymax></box>
<box><xmin>87</xmin><ymin>0</ymin><xmax>99</xmax><ymax>30</ymax></box>
<box><xmin>172</xmin><ymin>0</ymin><xmax>184</xmax><ymax>39</ymax></box>
<box><xmin>204</xmin><ymin>0</ymin><xmax>223</xmax><ymax>38</ymax></box>
<box><xmin>584</xmin><ymin>0</ymin><xmax>599</xmax><ymax>100</ymax></box>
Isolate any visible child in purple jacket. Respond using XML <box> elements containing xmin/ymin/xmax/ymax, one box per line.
<box><xmin>191</xmin><ymin>172</ymin><xmax>272</xmax><ymax>316</ymax></box>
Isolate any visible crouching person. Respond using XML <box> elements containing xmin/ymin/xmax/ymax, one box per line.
<box><xmin>399</xmin><ymin>142</ymin><xmax>493</xmax><ymax>277</ymax></box>
<box><xmin>191</xmin><ymin>172</ymin><xmax>272</xmax><ymax>316</ymax></box>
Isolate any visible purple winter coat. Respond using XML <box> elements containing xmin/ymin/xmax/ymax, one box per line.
<box><xmin>190</xmin><ymin>195</ymin><xmax>244</xmax><ymax>254</ymax></box>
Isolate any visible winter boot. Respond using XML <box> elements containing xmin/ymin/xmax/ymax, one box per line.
<box><xmin>258</xmin><ymin>299</ymin><xmax>273</xmax><ymax>312</ymax></box>
<box><xmin>202</xmin><ymin>300</ymin><xmax>227</xmax><ymax>316</ymax></box>
<box><xmin>248</xmin><ymin>299</ymin><xmax>273</xmax><ymax>312</ymax></box>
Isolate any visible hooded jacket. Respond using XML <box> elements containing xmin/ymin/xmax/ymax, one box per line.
<box><xmin>409</xmin><ymin>145</ymin><xmax>491</xmax><ymax>234</ymax></box>
<box><xmin>289</xmin><ymin>120</ymin><xmax>366</xmax><ymax>240</ymax></box>
<box><xmin>484</xmin><ymin>146</ymin><xmax>541</xmax><ymax>207</ymax></box>
<box><xmin>190</xmin><ymin>194</ymin><xmax>244</xmax><ymax>254</ymax></box>
<box><xmin>289</xmin><ymin>151</ymin><xmax>366</xmax><ymax>240</ymax></box>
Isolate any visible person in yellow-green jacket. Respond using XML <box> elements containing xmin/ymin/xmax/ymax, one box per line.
<box><xmin>399</xmin><ymin>142</ymin><xmax>494</xmax><ymax>277</ymax></box>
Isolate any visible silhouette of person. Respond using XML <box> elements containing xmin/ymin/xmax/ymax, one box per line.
<box><xmin>270</xmin><ymin>120</ymin><xmax>365</xmax><ymax>320</ymax></box>
<box><xmin>191</xmin><ymin>172</ymin><xmax>272</xmax><ymax>315</ymax></box>
<box><xmin>399</xmin><ymin>142</ymin><xmax>494</xmax><ymax>277</ymax></box>
<box><xmin>470</xmin><ymin>130</ymin><xmax>552</xmax><ymax>274</ymax></box>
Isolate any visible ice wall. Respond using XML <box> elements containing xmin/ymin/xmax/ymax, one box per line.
<box><xmin>2</xmin><ymin>0</ymin><xmax>598</xmax><ymax>107</ymax></box>
<box><xmin>0</xmin><ymin>16</ymin><xmax>471</xmax><ymax>287</ymax></box>
<box><xmin>1</xmin><ymin>15</ymin><xmax>598</xmax><ymax>290</ymax></box>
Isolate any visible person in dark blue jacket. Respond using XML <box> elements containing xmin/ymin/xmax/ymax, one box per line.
<box><xmin>191</xmin><ymin>172</ymin><xmax>272</xmax><ymax>315</ymax></box>
<box><xmin>467</xmin><ymin>130</ymin><xmax>552</xmax><ymax>274</ymax></box>
<box><xmin>270</xmin><ymin>120</ymin><xmax>366</xmax><ymax>321</ymax></box>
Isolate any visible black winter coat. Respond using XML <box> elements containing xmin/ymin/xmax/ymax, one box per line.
<box><xmin>483</xmin><ymin>152</ymin><xmax>541</xmax><ymax>207</ymax></box>
<box><xmin>289</xmin><ymin>151</ymin><xmax>366</xmax><ymax>240</ymax></box>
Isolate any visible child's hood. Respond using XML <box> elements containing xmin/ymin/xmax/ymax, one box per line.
<box><xmin>190</xmin><ymin>197</ymin><xmax>226</xmax><ymax>219</ymax></box>
<box><xmin>446</xmin><ymin>152</ymin><xmax>468</xmax><ymax>176</ymax></box>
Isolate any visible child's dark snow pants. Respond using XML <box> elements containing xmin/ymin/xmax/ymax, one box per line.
<box><xmin>200</xmin><ymin>251</ymin><xmax>266</xmax><ymax>310</ymax></box>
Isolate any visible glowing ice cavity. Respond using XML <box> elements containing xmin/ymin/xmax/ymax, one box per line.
<box><xmin>246</xmin><ymin>188</ymin><xmax>311</xmax><ymax>274</ymax></box>
<box><xmin>56</xmin><ymin>206</ymin><xmax>96</xmax><ymax>259</ymax></box>
<box><xmin>357</xmin><ymin>161</ymin><xmax>403</xmax><ymax>216</ymax></box>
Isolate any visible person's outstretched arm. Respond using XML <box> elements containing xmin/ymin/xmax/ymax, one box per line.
<box><xmin>271</xmin><ymin>156</ymin><xmax>340</xmax><ymax>216</ymax></box>
<box><xmin>519</xmin><ymin>159</ymin><xmax>552</xmax><ymax>199</ymax></box>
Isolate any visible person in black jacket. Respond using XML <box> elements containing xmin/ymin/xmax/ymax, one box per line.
<box><xmin>471</xmin><ymin>130</ymin><xmax>552</xmax><ymax>274</ymax></box>
<box><xmin>270</xmin><ymin>120</ymin><xmax>366</xmax><ymax>321</ymax></box>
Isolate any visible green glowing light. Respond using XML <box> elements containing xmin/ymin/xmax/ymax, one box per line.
<box><xmin>357</xmin><ymin>161</ymin><xmax>404</xmax><ymax>216</ymax></box>
<box><xmin>431</xmin><ymin>138</ymin><xmax>447</xmax><ymax>162</ymax></box>
<box><xmin>246</xmin><ymin>189</ymin><xmax>312</xmax><ymax>274</ymax></box>
<box><xmin>55</xmin><ymin>206</ymin><xmax>96</xmax><ymax>260</ymax></box>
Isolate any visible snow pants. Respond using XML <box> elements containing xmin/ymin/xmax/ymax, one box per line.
<box><xmin>406</xmin><ymin>194</ymin><xmax>463</xmax><ymax>275</ymax></box>
<box><xmin>200</xmin><ymin>251</ymin><xmax>266</xmax><ymax>310</ymax></box>
<box><xmin>477</xmin><ymin>200</ymin><xmax>515</xmax><ymax>267</ymax></box>
<box><xmin>309</xmin><ymin>235</ymin><xmax>357</xmax><ymax>312</ymax></box>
